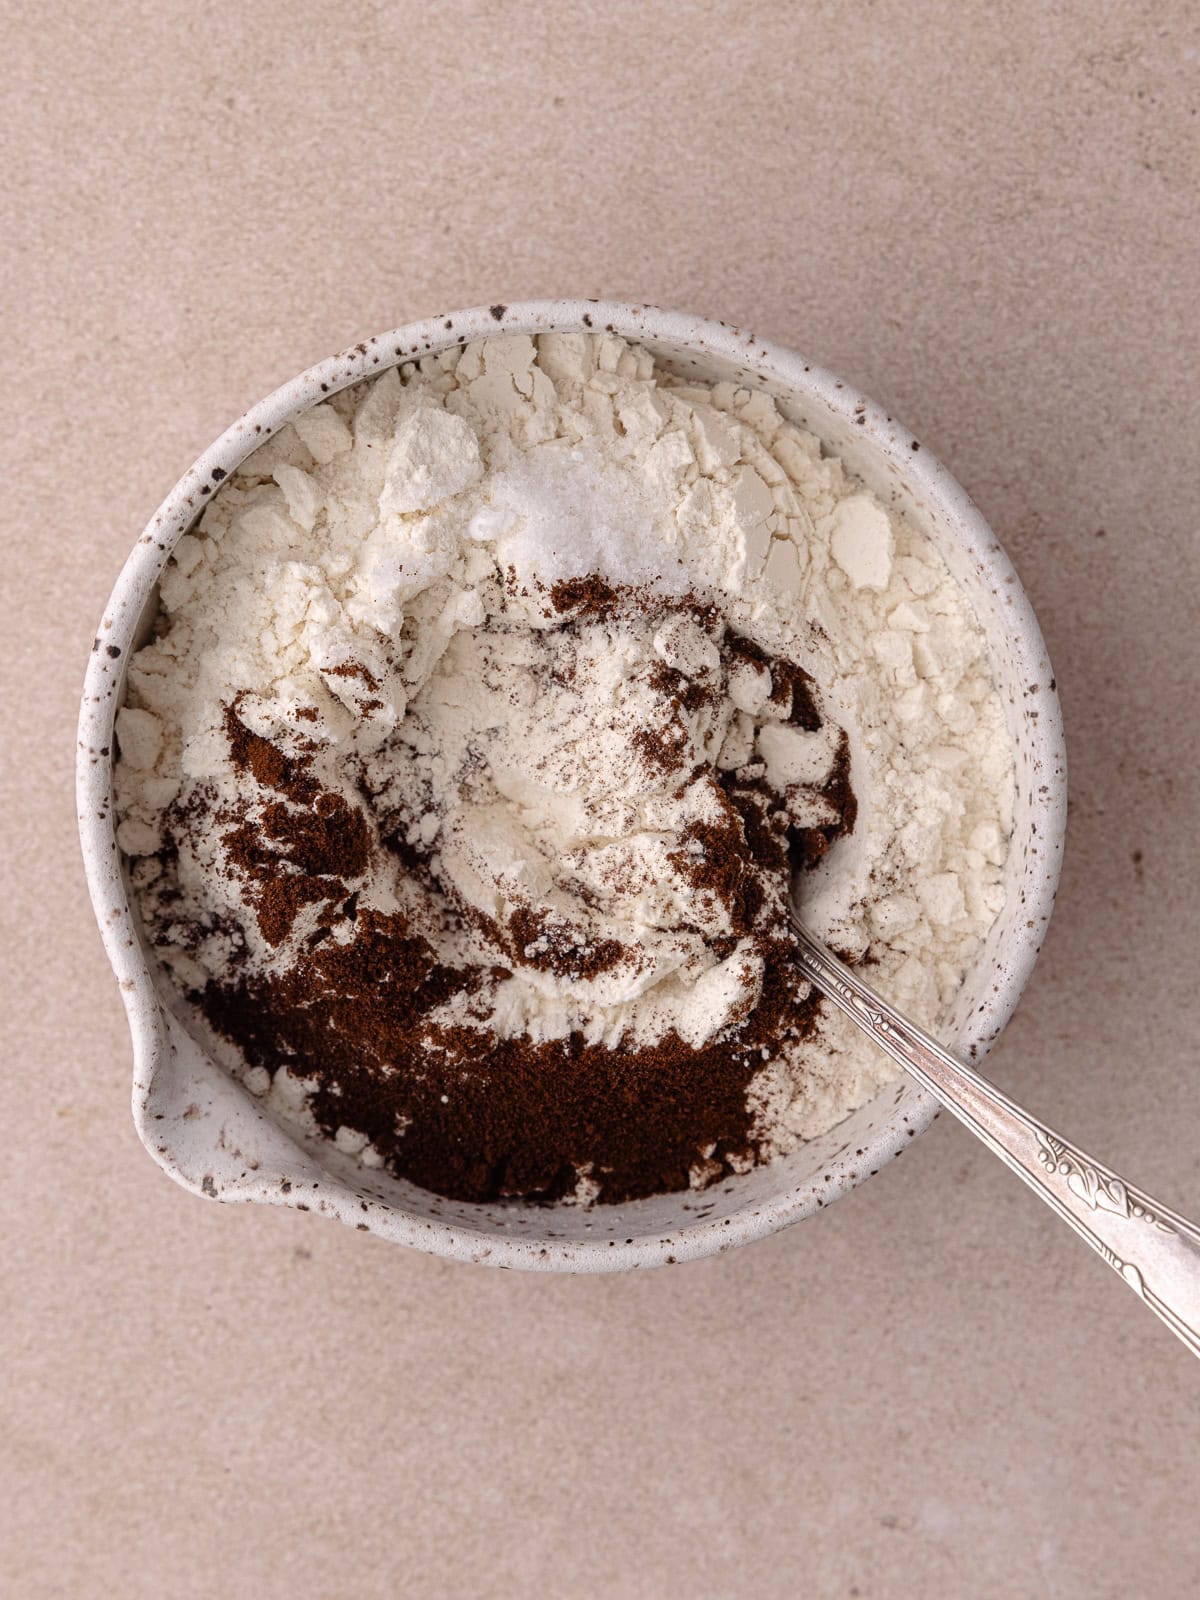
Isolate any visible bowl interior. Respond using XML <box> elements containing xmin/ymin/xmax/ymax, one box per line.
<box><xmin>82</xmin><ymin>303</ymin><xmax>1065</xmax><ymax>1269</ymax></box>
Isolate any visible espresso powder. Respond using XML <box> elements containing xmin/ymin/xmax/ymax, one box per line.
<box><xmin>182</xmin><ymin>586</ymin><xmax>858</xmax><ymax>1205</ymax></box>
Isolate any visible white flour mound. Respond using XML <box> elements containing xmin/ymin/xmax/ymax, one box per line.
<box><xmin>116</xmin><ymin>331</ymin><xmax>1012</xmax><ymax>1158</ymax></box>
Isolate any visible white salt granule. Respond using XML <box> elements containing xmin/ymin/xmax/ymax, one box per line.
<box><xmin>486</xmin><ymin>439</ymin><xmax>691</xmax><ymax>594</ymax></box>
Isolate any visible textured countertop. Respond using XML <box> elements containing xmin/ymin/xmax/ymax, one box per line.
<box><xmin>4</xmin><ymin>4</ymin><xmax>1199</xmax><ymax>1595</ymax></box>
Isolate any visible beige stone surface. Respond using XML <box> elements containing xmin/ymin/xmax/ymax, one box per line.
<box><xmin>4</xmin><ymin>2</ymin><xmax>1200</xmax><ymax>1594</ymax></box>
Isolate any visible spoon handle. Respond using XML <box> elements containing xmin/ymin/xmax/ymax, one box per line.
<box><xmin>791</xmin><ymin>918</ymin><xmax>1200</xmax><ymax>1359</ymax></box>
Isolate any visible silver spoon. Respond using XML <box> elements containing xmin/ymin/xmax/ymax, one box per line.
<box><xmin>791</xmin><ymin>913</ymin><xmax>1200</xmax><ymax>1359</ymax></box>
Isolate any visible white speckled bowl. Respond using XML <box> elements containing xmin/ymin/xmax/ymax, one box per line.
<box><xmin>78</xmin><ymin>300</ymin><xmax>1066</xmax><ymax>1270</ymax></box>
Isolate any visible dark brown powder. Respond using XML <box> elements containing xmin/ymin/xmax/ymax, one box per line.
<box><xmin>223</xmin><ymin>788</ymin><xmax>370</xmax><ymax>946</ymax></box>
<box><xmin>506</xmin><ymin>904</ymin><xmax>628</xmax><ymax>982</ymax></box>
<box><xmin>631</xmin><ymin>722</ymin><xmax>690</xmax><ymax>774</ymax></box>
<box><xmin>646</xmin><ymin>657</ymin><xmax>717</xmax><ymax>716</ymax></box>
<box><xmin>255</xmin><ymin>875</ymin><xmax>346</xmax><ymax>948</ymax></box>
<box><xmin>324</xmin><ymin>660</ymin><xmax>381</xmax><ymax>689</ymax></box>
<box><xmin>225</xmin><ymin>701</ymin><xmax>318</xmax><ymax>803</ymax></box>
<box><xmin>180</xmin><ymin>587</ymin><xmax>859</xmax><ymax>1206</ymax></box>
<box><xmin>200</xmin><ymin>915</ymin><xmax>820</xmax><ymax>1204</ymax></box>
<box><xmin>724</xmin><ymin>632</ymin><xmax>822</xmax><ymax>730</ymax></box>
<box><xmin>549</xmin><ymin>574</ymin><xmax>624</xmax><ymax>618</ymax></box>
<box><xmin>669</xmin><ymin>812</ymin><xmax>765</xmax><ymax>937</ymax></box>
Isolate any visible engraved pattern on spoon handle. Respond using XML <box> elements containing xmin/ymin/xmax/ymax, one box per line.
<box><xmin>791</xmin><ymin>915</ymin><xmax>1200</xmax><ymax>1359</ymax></box>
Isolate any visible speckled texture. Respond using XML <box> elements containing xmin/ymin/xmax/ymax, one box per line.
<box><xmin>78</xmin><ymin>301</ymin><xmax>1065</xmax><ymax>1267</ymax></box>
<box><xmin>7</xmin><ymin>1</ymin><xmax>1200</xmax><ymax>1594</ymax></box>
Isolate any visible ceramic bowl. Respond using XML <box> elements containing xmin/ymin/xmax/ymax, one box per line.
<box><xmin>77</xmin><ymin>299</ymin><xmax>1066</xmax><ymax>1270</ymax></box>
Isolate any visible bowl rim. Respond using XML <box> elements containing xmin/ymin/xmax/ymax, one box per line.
<box><xmin>77</xmin><ymin>298</ymin><xmax>1067</xmax><ymax>1270</ymax></box>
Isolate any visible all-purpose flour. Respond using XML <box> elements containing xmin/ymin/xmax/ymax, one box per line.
<box><xmin>115</xmin><ymin>332</ymin><xmax>1013</xmax><ymax>1188</ymax></box>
